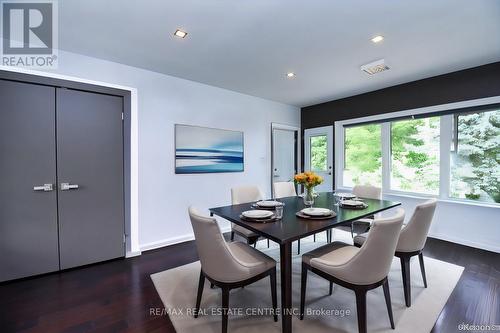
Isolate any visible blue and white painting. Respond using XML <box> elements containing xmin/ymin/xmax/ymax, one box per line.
<box><xmin>175</xmin><ymin>124</ymin><xmax>244</xmax><ymax>174</ymax></box>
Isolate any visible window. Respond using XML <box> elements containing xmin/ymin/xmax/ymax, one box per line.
<box><xmin>310</xmin><ymin>135</ymin><xmax>327</xmax><ymax>171</ymax></box>
<box><xmin>338</xmin><ymin>102</ymin><xmax>500</xmax><ymax>206</ymax></box>
<box><xmin>450</xmin><ymin>109</ymin><xmax>500</xmax><ymax>203</ymax></box>
<box><xmin>390</xmin><ymin>117</ymin><xmax>440</xmax><ymax>194</ymax></box>
<box><xmin>343</xmin><ymin>124</ymin><xmax>382</xmax><ymax>187</ymax></box>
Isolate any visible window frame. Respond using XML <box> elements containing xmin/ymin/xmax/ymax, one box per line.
<box><xmin>342</xmin><ymin>123</ymin><xmax>383</xmax><ymax>188</ymax></box>
<box><xmin>334</xmin><ymin>96</ymin><xmax>500</xmax><ymax>208</ymax></box>
<box><xmin>388</xmin><ymin>116</ymin><xmax>442</xmax><ymax>196</ymax></box>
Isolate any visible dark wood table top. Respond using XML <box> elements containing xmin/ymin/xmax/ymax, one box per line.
<box><xmin>209</xmin><ymin>192</ymin><xmax>401</xmax><ymax>245</ymax></box>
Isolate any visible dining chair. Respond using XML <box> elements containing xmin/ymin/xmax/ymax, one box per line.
<box><xmin>354</xmin><ymin>199</ymin><xmax>437</xmax><ymax>307</ymax></box>
<box><xmin>188</xmin><ymin>207</ymin><xmax>278</xmax><ymax>333</ymax></box>
<box><xmin>273</xmin><ymin>182</ymin><xmax>302</xmax><ymax>253</ymax></box>
<box><xmin>273</xmin><ymin>181</ymin><xmax>296</xmax><ymax>198</ymax></box>
<box><xmin>273</xmin><ymin>181</ymin><xmax>330</xmax><ymax>252</ymax></box>
<box><xmin>337</xmin><ymin>184</ymin><xmax>382</xmax><ymax>238</ymax></box>
<box><xmin>231</xmin><ymin>186</ymin><xmax>269</xmax><ymax>247</ymax></box>
<box><xmin>300</xmin><ymin>208</ymin><xmax>405</xmax><ymax>333</ymax></box>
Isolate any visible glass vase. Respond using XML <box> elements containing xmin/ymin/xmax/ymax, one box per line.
<box><xmin>303</xmin><ymin>187</ymin><xmax>315</xmax><ymax>207</ymax></box>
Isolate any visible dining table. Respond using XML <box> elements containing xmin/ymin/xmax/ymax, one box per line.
<box><xmin>209</xmin><ymin>191</ymin><xmax>401</xmax><ymax>333</ymax></box>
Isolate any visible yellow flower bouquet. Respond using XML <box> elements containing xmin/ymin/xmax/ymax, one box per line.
<box><xmin>294</xmin><ymin>171</ymin><xmax>323</xmax><ymax>206</ymax></box>
<box><xmin>294</xmin><ymin>171</ymin><xmax>323</xmax><ymax>189</ymax></box>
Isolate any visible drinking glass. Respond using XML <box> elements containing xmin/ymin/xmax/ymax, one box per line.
<box><xmin>275</xmin><ymin>205</ymin><xmax>284</xmax><ymax>219</ymax></box>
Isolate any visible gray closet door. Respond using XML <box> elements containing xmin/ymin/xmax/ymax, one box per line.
<box><xmin>56</xmin><ymin>88</ymin><xmax>124</xmax><ymax>269</ymax></box>
<box><xmin>0</xmin><ymin>80</ymin><xmax>59</xmax><ymax>282</ymax></box>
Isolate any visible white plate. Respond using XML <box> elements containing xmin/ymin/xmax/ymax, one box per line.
<box><xmin>256</xmin><ymin>200</ymin><xmax>282</xmax><ymax>208</ymax></box>
<box><xmin>341</xmin><ymin>200</ymin><xmax>365</xmax><ymax>206</ymax></box>
<box><xmin>242</xmin><ymin>210</ymin><xmax>274</xmax><ymax>219</ymax></box>
<box><xmin>301</xmin><ymin>207</ymin><xmax>332</xmax><ymax>216</ymax></box>
<box><xmin>336</xmin><ymin>192</ymin><xmax>356</xmax><ymax>199</ymax></box>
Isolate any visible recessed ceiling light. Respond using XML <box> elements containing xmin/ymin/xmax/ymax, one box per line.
<box><xmin>371</xmin><ymin>35</ymin><xmax>384</xmax><ymax>43</ymax></box>
<box><xmin>286</xmin><ymin>72</ymin><xmax>296</xmax><ymax>78</ymax></box>
<box><xmin>174</xmin><ymin>29</ymin><xmax>188</xmax><ymax>38</ymax></box>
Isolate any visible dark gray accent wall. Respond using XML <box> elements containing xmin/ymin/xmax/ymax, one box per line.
<box><xmin>301</xmin><ymin>61</ymin><xmax>500</xmax><ymax>129</ymax></box>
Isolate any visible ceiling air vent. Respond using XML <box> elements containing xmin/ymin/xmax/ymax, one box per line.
<box><xmin>360</xmin><ymin>59</ymin><xmax>389</xmax><ymax>75</ymax></box>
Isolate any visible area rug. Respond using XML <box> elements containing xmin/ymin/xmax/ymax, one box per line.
<box><xmin>151</xmin><ymin>231</ymin><xmax>463</xmax><ymax>332</ymax></box>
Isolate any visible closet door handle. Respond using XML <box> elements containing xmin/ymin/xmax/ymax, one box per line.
<box><xmin>33</xmin><ymin>184</ymin><xmax>53</xmax><ymax>192</ymax></box>
<box><xmin>61</xmin><ymin>183</ymin><xmax>79</xmax><ymax>191</ymax></box>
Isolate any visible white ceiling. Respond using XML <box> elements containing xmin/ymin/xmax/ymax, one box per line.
<box><xmin>59</xmin><ymin>0</ymin><xmax>500</xmax><ymax>107</ymax></box>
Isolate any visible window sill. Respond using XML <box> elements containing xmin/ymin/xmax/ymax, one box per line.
<box><xmin>336</xmin><ymin>187</ymin><xmax>500</xmax><ymax>209</ymax></box>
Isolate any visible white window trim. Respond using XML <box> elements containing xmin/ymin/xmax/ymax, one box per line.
<box><xmin>304</xmin><ymin>125</ymin><xmax>333</xmax><ymax>172</ymax></box>
<box><xmin>334</xmin><ymin>95</ymin><xmax>500</xmax><ymax>208</ymax></box>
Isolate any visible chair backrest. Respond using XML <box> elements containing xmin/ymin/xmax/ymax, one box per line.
<box><xmin>273</xmin><ymin>182</ymin><xmax>297</xmax><ymax>198</ymax></box>
<box><xmin>397</xmin><ymin>199</ymin><xmax>437</xmax><ymax>252</ymax></box>
<box><xmin>352</xmin><ymin>184</ymin><xmax>381</xmax><ymax>200</ymax></box>
<box><xmin>344</xmin><ymin>209</ymin><xmax>405</xmax><ymax>284</ymax></box>
<box><xmin>188</xmin><ymin>207</ymin><xmax>254</xmax><ymax>282</ymax></box>
<box><xmin>231</xmin><ymin>186</ymin><xmax>263</xmax><ymax>205</ymax></box>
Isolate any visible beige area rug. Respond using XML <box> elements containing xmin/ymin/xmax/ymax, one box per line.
<box><xmin>151</xmin><ymin>231</ymin><xmax>463</xmax><ymax>333</ymax></box>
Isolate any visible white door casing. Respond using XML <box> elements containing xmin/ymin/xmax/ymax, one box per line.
<box><xmin>304</xmin><ymin>125</ymin><xmax>333</xmax><ymax>192</ymax></box>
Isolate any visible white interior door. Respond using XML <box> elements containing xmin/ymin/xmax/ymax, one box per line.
<box><xmin>304</xmin><ymin>126</ymin><xmax>333</xmax><ymax>192</ymax></box>
<box><xmin>273</xmin><ymin>129</ymin><xmax>296</xmax><ymax>182</ymax></box>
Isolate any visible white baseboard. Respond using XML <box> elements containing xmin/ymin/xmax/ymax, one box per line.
<box><xmin>429</xmin><ymin>232</ymin><xmax>500</xmax><ymax>253</ymax></box>
<box><xmin>138</xmin><ymin>228</ymin><xmax>499</xmax><ymax>254</ymax></box>
<box><xmin>125</xmin><ymin>250</ymin><xmax>142</xmax><ymax>258</ymax></box>
<box><xmin>140</xmin><ymin>227</ymin><xmax>232</xmax><ymax>252</ymax></box>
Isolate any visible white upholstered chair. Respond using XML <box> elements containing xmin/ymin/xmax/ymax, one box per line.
<box><xmin>273</xmin><ymin>182</ymin><xmax>303</xmax><ymax>253</ymax></box>
<box><xmin>337</xmin><ymin>184</ymin><xmax>382</xmax><ymax>237</ymax></box>
<box><xmin>189</xmin><ymin>207</ymin><xmax>277</xmax><ymax>333</ymax></box>
<box><xmin>273</xmin><ymin>181</ymin><xmax>297</xmax><ymax>198</ymax></box>
<box><xmin>300</xmin><ymin>208</ymin><xmax>405</xmax><ymax>333</ymax></box>
<box><xmin>353</xmin><ymin>184</ymin><xmax>382</xmax><ymax>200</ymax></box>
<box><xmin>230</xmin><ymin>186</ymin><xmax>268</xmax><ymax>247</ymax></box>
<box><xmin>354</xmin><ymin>198</ymin><xmax>437</xmax><ymax>307</ymax></box>
<box><xmin>273</xmin><ymin>181</ymin><xmax>330</xmax><ymax>252</ymax></box>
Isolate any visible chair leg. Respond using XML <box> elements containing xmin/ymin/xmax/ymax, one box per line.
<box><xmin>350</xmin><ymin>223</ymin><xmax>354</xmax><ymax>238</ymax></box>
<box><xmin>400</xmin><ymin>257</ymin><xmax>411</xmax><ymax>307</ymax></box>
<box><xmin>418</xmin><ymin>253</ymin><xmax>428</xmax><ymax>288</ymax></box>
<box><xmin>297</xmin><ymin>239</ymin><xmax>301</xmax><ymax>255</ymax></box>
<box><xmin>355</xmin><ymin>289</ymin><xmax>367</xmax><ymax>333</ymax></box>
<box><xmin>267</xmin><ymin>239</ymin><xmax>270</xmax><ymax>248</ymax></box>
<box><xmin>230</xmin><ymin>231</ymin><xmax>235</xmax><ymax>241</ymax></box>
<box><xmin>313</xmin><ymin>234</ymin><xmax>316</xmax><ymax>242</ymax></box>
<box><xmin>300</xmin><ymin>263</ymin><xmax>308</xmax><ymax>320</ymax></box>
<box><xmin>270</xmin><ymin>269</ymin><xmax>278</xmax><ymax>322</ymax></box>
<box><xmin>210</xmin><ymin>283</ymin><xmax>215</xmax><ymax>289</ymax></box>
<box><xmin>253</xmin><ymin>242</ymin><xmax>257</xmax><ymax>248</ymax></box>
<box><xmin>327</xmin><ymin>229</ymin><xmax>332</xmax><ymax>243</ymax></box>
<box><xmin>382</xmin><ymin>278</ymin><xmax>395</xmax><ymax>329</ymax></box>
<box><xmin>221</xmin><ymin>288</ymin><xmax>230</xmax><ymax>333</ymax></box>
<box><xmin>329</xmin><ymin>282</ymin><xmax>333</xmax><ymax>296</ymax></box>
<box><xmin>194</xmin><ymin>270</ymin><xmax>205</xmax><ymax>318</ymax></box>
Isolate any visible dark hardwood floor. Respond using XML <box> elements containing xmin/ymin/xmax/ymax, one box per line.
<box><xmin>0</xmin><ymin>236</ymin><xmax>498</xmax><ymax>333</ymax></box>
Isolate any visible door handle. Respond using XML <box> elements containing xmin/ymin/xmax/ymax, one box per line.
<box><xmin>61</xmin><ymin>183</ymin><xmax>79</xmax><ymax>191</ymax></box>
<box><xmin>33</xmin><ymin>184</ymin><xmax>53</xmax><ymax>192</ymax></box>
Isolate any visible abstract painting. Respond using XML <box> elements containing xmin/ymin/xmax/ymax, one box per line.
<box><xmin>175</xmin><ymin>124</ymin><xmax>244</xmax><ymax>174</ymax></box>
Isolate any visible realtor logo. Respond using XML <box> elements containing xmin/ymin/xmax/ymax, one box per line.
<box><xmin>1</xmin><ymin>0</ymin><xmax>58</xmax><ymax>68</ymax></box>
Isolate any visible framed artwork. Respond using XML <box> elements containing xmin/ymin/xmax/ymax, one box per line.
<box><xmin>175</xmin><ymin>124</ymin><xmax>244</xmax><ymax>174</ymax></box>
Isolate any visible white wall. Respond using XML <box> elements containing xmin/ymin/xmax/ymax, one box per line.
<box><xmin>382</xmin><ymin>194</ymin><xmax>500</xmax><ymax>253</ymax></box>
<box><xmin>39</xmin><ymin>50</ymin><xmax>299</xmax><ymax>251</ymax></box>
